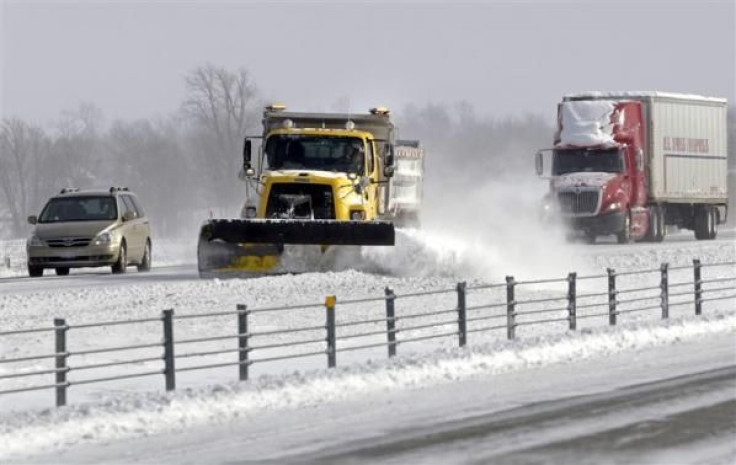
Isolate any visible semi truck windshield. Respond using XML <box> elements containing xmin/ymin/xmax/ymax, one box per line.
<box><xmin>265</xmin><ymin>136</ymin><xmax>365</xmax><ymax>175</ymax></box>
<box><xmin>553</xmin><ymin>149</ymin><xmax>624</xmax><ymax>175</ymax></box>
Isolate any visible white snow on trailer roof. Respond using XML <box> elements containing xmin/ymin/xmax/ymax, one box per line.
<box><xmin>564</xmin><ymin>91</ymin><xmax>727</xmax><ymax>104</ymax></box>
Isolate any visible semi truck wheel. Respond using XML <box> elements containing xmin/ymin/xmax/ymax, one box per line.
<box><xmin>649</xmin><ymin>205</ymin><xmax>666</xmax><ymax>243</ymax></box>
<box><xmin>707</xmin><ymin>206</ymin><xmax>718</xmax><ymax>240</ymax></box>
<box><xmin>694</xmin><ymin>206</ymin><xmax>710</xmax><ymax>240</ymax></box>
<box><xmin>646</xmin><ymin>206</ymin><xmax>658</xmax><ymax>242</ymax></box>
<box><xmin>616</xmin><ymin>211</ymin><xmax>632</xmax><ymax>244</ymax></box>
<box><xmin>656</xmin><ymin>206</ymin><xmax>666</xmax><ymax>242</ymax></box>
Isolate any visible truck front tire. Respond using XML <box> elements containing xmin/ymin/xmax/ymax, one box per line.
<box><xmin>616</xmin><ymin>211</ymin><xmax>632</xmax><ymax>244</ymax></box>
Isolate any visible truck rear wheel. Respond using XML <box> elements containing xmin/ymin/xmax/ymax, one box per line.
<box><xmin>707</xmin><ymin>206</ymin><xmax>718</xmax><ymax>239</ymax></box>
<box><xmin>694</xmin><ymin>206</ymin><xmax>712</xmax><ymax>241</ymax></box>
<box><xmin>648</xmin><ymin>205</ymin><xmax>666</xmax><ymax>243</ymax></box>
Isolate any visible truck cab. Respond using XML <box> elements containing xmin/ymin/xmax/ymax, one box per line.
<box><xmin>539</xmin><ymin>99</ymin><xmax>648</xmax><ymax>243</ymax></box>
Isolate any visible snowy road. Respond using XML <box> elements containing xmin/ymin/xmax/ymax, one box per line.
<box><xmin>1</xmin><ymin>227</ymin><xmax>734</xmax><ymax>463</ymax></box>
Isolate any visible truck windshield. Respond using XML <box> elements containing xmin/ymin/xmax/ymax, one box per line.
<box><xmin>553</xmin><ymin>149</ymin><xmax>624</xmax><ymax>175</ymax></box>
<box><xmin>39</xmin><ymin>196</ymin><xmax>118</xmax><ymax>223</ymax></box>
<box><xmin>264</xmin><ymin>135</ymin><xmax>365</xmax><ymax>175</ymax></box>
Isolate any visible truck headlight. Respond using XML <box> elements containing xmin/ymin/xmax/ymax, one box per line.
<box><xmin>245</xmin><ymin>207</ymin><xmax>257</xmax><ymax>218</ymax></box>
<box><xmin>607</xmin><ymin>202</ymin><xmax>621</xmax><ymax>212</ymax></box>
<box><xmin>28</xmin><ymin>235</ymin><xmax>43</xmax><ymax>247</ymax></box>
<box><xmin>350</xmin><ymin>211</ymin><xmax>366</xmax><ymax>221</ymax></box>
<box><xmin>93</xmin><ymin>232</ymin><xmax>113</xmax><ymax>245</ymax></box>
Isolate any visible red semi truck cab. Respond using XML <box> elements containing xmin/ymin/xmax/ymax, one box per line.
<box><xmin>537</xmin><ymin>92</ymin><xmax>728</xmax><ymax>244</ymax></box>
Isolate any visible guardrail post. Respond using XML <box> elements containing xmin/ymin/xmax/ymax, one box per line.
<box><xmin>506</xmin><ymin>276</ymin><xmax>516</xmax><ymax>340</ymax></box>
<box><xmin>607</xmin><ymin>268</ymin><xmax>617</xmax><ymax>326</ymax></box>
<box><xmin>385</xmin><ymin>288</ymin><xmax>397</xmax><ymax>357</ymax></box>
<box><xmin>162</xmin><ymin>309</ymin><xmax>176</xmax><ymax>391</ymax></box>
<box><xmin>237</xmin><ymin>304</ymin><xmax>249</xmax><ymax>381</ymax></box>
<box><xmin>660</xmin><ymin>263</ymin><xmax>669</xmax><ymax>319</ymax></box>
<box><xmin>325</xmin><ymin>295</ymin><xmax>337</xmax><ymax>368</ymax></box>
<box><xmin>567</xmin><ymin>272</ymin><xmax>577</xmax><ymax>331</ymax></box>
<box><xmin>54</xmin><ymin>318</ymin><xmax>68</xmax><ymax>407</ymax></box>
<box><xmin>457</xmin><ymin>282</ymin><xmax>467</xmax><ymax>347</ymax></box>
<box><xmin>693</xmin><ymin>259</ymin><xmax>702</xmax><ymax>316</ymax></box>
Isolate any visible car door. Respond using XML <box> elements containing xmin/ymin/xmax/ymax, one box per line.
<box><xmin>120</xmin><ymin>195</ymin><xmax>143</xmax><ymax>261</ymax></box>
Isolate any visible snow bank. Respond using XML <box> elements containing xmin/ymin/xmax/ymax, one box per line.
<box><xmin>1</xmin><ymin>312</ymin><xmax>733</xmax><ymax>459</ymax></box>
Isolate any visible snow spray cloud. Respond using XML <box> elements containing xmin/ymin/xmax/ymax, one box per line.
<box><xmin>358</xmin><ymin>152</ymin><xmax>591</xmax><ymax>281</ymax></box>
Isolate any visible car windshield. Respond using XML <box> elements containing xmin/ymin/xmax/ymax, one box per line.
<box><xmin>553</xmin><ymin>148</ymin><xmax>624</xmax><ymax>175</ymax></box>
<box><xmin>38</xmin><ymin>196</ymin><xmax>118</xmax><ymax>223</ymax></box>
<box><xmin>265</xmin><ymin>135</ymin><xmax>365</xmax><ymax>175</ymax></box>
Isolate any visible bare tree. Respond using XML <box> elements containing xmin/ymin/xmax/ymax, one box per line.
<box><xmin>0</xmin><ymin>118</ymin><xmax>49</xmax><ymax>236</ymax></box>
<box><xmin>52</xmin><ymin>103</ymin><xmax>104</xmax><ymax>187</ymax></box>
<box><xmin>181</xmin><ymin>64</ymin><xmax>260</xmax><ymax>205</ymax></box>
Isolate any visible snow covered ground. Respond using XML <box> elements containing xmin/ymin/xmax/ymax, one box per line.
<box><xmin>0</xmin><ymin>226</ymin><xmax>734</xmax><ymax>462</ymax></box>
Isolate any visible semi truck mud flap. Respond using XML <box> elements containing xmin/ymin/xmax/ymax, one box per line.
<box><xmin>197</xmin><ymin>219</ymin><xmax>395</xmax><ymax>278</ymax></box>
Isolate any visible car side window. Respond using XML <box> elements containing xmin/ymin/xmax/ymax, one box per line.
<box><xmin>120</xmin><ymin>196</ymin><xmax>138</xmax><ymax>219</ymax></box>
<box><xmin>129</xmin><ymin>196</ymin><xmax>146</xmax><ymax>218</ymax></box>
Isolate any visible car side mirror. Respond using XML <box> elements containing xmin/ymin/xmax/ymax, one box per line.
<box><xmin>27</xmin><ymin>215</ymin><xmax>38</xmax><ymax>225</ymax></box>
<box><xmin>243</xmin><ymin>138</ymin><xmax>252</xmax><ymax>172</ymax></box>
<box><xmin>122</xmin><ymin>211</ymin><xmax>135</xmax><ymax>222</ymax></box>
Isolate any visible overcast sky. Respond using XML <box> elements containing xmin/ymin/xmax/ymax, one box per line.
<box><xmin>1</xmin><ymin>0</ymin><xmax>734</xmax><ymax>125</ymax></box>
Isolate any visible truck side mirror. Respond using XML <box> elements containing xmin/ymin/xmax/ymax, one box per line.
<box><xmin>535</xmin><ymin>151</ymin><xmax>544</xmax><ymax>176</ymax></box>
<box><xmin>535</xmin><ymin>149</ymin><xmax>554</xmax><ymax>178</ymax></box>
<box><xmin>243</xmin><ymin>138</ymin><xmax>252</xmax><ymax>171</ymax></box>
<box><xmin>27</xmin><ymin>215</ymin><xmax>38</xmax><ymax>225</ymax></box>
<box><xmin>385</xmin><ymin>143</ymin><xmax>394</xmax><ymax>167</ymax></box>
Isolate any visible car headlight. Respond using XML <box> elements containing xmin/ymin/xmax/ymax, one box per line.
<box><xmin>28</xmin><ymin>235</ymin><xmax>43</xmax><ymax>247</ymax></box>
<box><xmin>93</xmin><ymin>232</ymin><xmax>113</xmax><ymax>245</ymax></box>
<box><xmin>350</xmin><ymin>210</ymin><xmax>366</xmax><ymax>221</ymax></box>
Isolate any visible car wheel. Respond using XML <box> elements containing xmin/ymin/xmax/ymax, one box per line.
<box><xmin>28</xmin><ymin>265</ymin><xmax>43</xmax><ymax>278</ymax></box>
<box><xmin>137</xmin><ymin>240</ymin><xmax>151</xmax><ymax>272</ymax></box>
<box><xmin>616</xmin><ymin>211</ymin><xmax>632</xmax><ymax>244</ymax></box>
<box><xmin>55</xmin><ymin>267</ymin><xmax>70</xmax><ymax>276</ymax></box>
<box><xmin>112</xmin><ymin>241</ymin><xmax>127</xmax><ymax>274</ymax></box>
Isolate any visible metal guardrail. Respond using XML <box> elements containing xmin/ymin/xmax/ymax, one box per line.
<box><xmin>0</xmin><ymin>259</ymin><xmax>734</xmax><ymax>407</ymax></box>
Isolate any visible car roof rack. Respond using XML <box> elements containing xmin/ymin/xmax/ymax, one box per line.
<box><xmin>109</xmin><ymin>187</ymin><xmax>130</xmax><ymax>193</ymax></box>
<box><xmin>59</xmin><ymin>187</ymin><xmax>80</xmax><ymax>194</ymax></box>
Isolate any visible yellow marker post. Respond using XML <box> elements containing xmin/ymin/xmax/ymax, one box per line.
<box><xmin>325</xmin><ymin>295</ymin><xmax>337</xmax><ymax>368</ymax></box>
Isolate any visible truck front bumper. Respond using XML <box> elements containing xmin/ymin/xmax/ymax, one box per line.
<box><xmin>567</xmin><ymin>211</ymin><xmax>626</xmax><ymax>236</ymax></box>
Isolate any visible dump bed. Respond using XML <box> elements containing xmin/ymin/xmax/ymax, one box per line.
<box><xmin>388</xmin><ymin>140</ymin><xmax>424</xmax><ymax>215</ymax></box>
<box><xmin>565</xmin><ymin>92</ymin><xmax>728</xmax><ymax>203</ymax></box>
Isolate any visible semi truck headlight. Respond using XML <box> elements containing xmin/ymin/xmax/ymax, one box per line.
<box><xmin>28</xmin><ymin>235</ymin><xmax>43</xmax><ymax>247</ymax></box>
<box><xmin>607</xmin><ymin>202</ymin><xmax>621</xmax><ymax>212</ymax></box>
<box><xmin>350</xmin><ymin>211</ymin><xmax>366</xmax><ymax>221</ymax></box>
<box><xmin>93</xmin><ymin>232</ymin><xmax>112</xmax><ymax>245</ymax></box>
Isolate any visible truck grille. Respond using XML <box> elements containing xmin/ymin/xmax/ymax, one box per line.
<box><xmin>266</xmin><ymin>183</ymin><xmax>335</xmax><ymax>220</ymax></box>
<box><xmin>557</xmin><ymin>190</ymin><xmax>599</xmax><ymax>215</ymax></box>
<box><xmin>45</xmin><ymin>237</ymin><xmax>92</xmax><ymax>248</ymax></box>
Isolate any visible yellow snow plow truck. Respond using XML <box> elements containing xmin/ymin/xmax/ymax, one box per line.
<box><xmin>197</xmin><ymin>104</ymin><xmax>424</xmax><ymax>277</ymax></box>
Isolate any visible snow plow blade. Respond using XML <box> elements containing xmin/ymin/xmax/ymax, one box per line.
<box><xmin>197</xmin><ymin>219</ymin><xmax>395</xmax><ymax>277</ymax></box>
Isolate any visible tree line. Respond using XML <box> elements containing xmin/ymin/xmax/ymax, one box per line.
<box><xmin>1</xmin><ymin>66</ymin><xmax>734</xmax><ymax>238</ymax></box>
